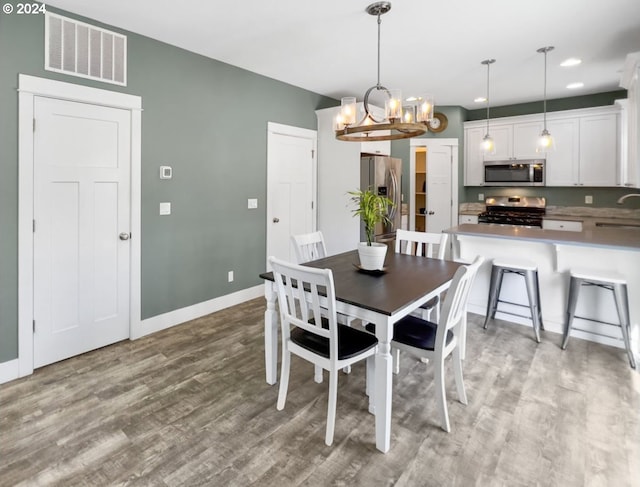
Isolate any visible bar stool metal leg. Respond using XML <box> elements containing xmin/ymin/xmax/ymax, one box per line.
<box><xmin>562</xmin><ymin>276</ymin><xmax>581</xmax><ymax>350</ymax></box>
<box><xmin>613</xmin><ymin>283</ymin><xmax>636</xmax><ymax>369</ymax></box>
<box><xmin>483</xmin><ymin>266</ymin><xmax>503</xmax><ymax>329</ymax></box>
<box><xmin>523</xmin><ymin>270</ymin><xmax>542</xmax><ymax>343</ymax></box>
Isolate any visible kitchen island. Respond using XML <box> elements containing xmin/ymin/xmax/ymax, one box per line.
<box><xmin>445</xmin><ymin>224</ymin><xmax>640</xmax><ymax>361</ymax></box>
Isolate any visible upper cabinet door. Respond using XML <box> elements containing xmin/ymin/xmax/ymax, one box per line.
<box><xmin>483</xmin><ymin>124</ymin><xmax>512</xmax><ymax>161</ymax></box>
<box><xmin>545</xmin><ymin>118</ymin><xmax>580</xmax><ymax>186</ymax></box>
<box><xmin>512</xmin><ymin>121</ymin><xmax>544</xmax><ymax>159</ymax></box>
<box><xmin>579</xmin><ymin>113</ymin><xmax>619</xmax><ymax>186</ymax></box>
<box><xmin>464</xmin><ymin>126</ymin><xmax>485</xmax><ymax>186</ymax></box>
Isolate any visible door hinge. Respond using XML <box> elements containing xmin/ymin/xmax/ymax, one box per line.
<box><xmin>311</xmin><ymin>149</ymin><xmax>315</xmax><ymax>159</ymax></box>
<box><xmin>311</xmin><ymin>201</ymin><xmax>314</xmax><ymax>210</ymax></box>
<box><xmin>33</xmin><ymin>319</ymin><xmax>36</xmax><ymax>332</ymax></box>
<box><xmin>33</xmin><ymin>219</ymin><xmax>36</xmax><ymax>232</ymax></box>
<box><xmin>33</xmin><ymin>118</ymin><xmax>36</xmax><ymax>132</ymax></box>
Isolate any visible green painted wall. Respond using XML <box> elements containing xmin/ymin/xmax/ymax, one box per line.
<box><xmin>0</xmin><ymin>3</ymin><xmax>336</xmax><ymax>364</ymax></box>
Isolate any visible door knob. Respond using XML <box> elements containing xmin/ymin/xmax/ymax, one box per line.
<box><xmin>119</xmin><ymin>232</ymin><xmax>130</xmax><ymax>240</ymax></box>
<box><xmin>428</xmin><ymin>211</ymin><xmax>435</xmax><ymax>215</ymax></box>
<box><xmin>273</xmin><ymin>218</ymin><xmax>280</xmax><ymax>223</ymax></box>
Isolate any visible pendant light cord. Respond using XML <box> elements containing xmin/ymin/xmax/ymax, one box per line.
<box><xmin>486</xmin><ymin>61</ymin><xmax>491</xmax><ymax>134</ymax></box>
<box><xmin>543</xmin><ymin>49</ymin><xmax>548</xmax><ymax>130</ymax></box>
<box><xmin>376</xmin><ymin>12</ymin><xmax>382</xmax><ymax>88</ymax></box>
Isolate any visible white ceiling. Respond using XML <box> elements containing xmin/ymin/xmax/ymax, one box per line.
<box><xmin>45</xmin><ymin>0</ymin><xmax>640</xmax><ymax>109</ymax></box>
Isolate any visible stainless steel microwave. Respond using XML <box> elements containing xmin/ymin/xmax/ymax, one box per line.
<box><xmin>483</xmin><ymin>159</ymin><xmax>545</xmax><ymax>186</ymax></box>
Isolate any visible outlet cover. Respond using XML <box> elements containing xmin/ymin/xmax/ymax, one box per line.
<box><xmin>478</xmin><ymin>193</ymin><xmax>485</xmax><ymax>201</ymax></box>
<box><xmin>248</xmin><ymin>198</ymin><xmax>258</xmax><ymax>209</ymax></box>
<box><xmin>585</xmin><ymin>195</ymin><xmax>593</xmax><ymax>204</ymax></box>
<box><xmin>228</xmin><ymin>271</ymin><xmax>234</xmax><ymax>282</ymax></box>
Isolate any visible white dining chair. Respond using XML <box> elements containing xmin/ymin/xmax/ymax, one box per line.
<box><xmin>268</xmin><ymin>256</ymin><xmax>378</xmax><ymax>446</ymax></box>
<box><xmin>390</xmin><ymin>255</ymin><xmax>484</xmax><ymax>432</ymax></box>
<box><xmin>395</xmin><ymin>229</ymin><xmax>449</xmax><ymax>323</ymax></box>
<box><xmin>292</xmin><ymin>230</ymin><xmax>357</xmax><ymax>380</ymax></box>
<box><xmin>291</xmin><ymin>231</ymin><xmax>327</xmax><ymax>264</ymax></box>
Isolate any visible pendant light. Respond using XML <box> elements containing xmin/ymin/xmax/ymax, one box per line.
<box><xmin>480</xmin><ymin>59</ymin><xmax>496</xmax><ymax>155</ymax></box>
<box><xmin>536</xmin><ymin>46</ymin><xmax>555</xmax><ymax>152</ymax></box>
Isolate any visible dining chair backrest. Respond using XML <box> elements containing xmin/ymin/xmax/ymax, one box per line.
<box><xmin>291</xmin><ymin>231</ymin><xmax>328</xmax><ymax>264</ymax></box>
<box><xmin>438</xmin><ymin>255</ymin><xmax>484</xmax><ymax>338</ymax></box>
<box><xmin>395</xmin><ymin>229</ymin><xmax>448</xmax><ymax>259</ymax></box>
<box><xmin>269</xmin><ymin>256</ymin><xmax>339</xmax><ymax>357</ymax></box>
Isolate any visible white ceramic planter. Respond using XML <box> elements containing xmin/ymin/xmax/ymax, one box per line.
<box><xmin>357</xmin><ymin>242</ymin><xmax>387</xmax><ymax>270</ymax></box>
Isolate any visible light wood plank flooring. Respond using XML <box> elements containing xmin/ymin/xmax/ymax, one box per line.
<box><xmin>1</xmin><ymin>298</ymin><xmax>638</xmax><ymax>486</ymax></box>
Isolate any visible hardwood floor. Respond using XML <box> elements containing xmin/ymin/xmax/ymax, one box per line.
<box><xmin>1</xmin><ymin>298</ymin><xmax>638</xmax><ymax>486</ymax></box>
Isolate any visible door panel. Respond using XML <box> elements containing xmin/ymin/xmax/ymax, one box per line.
<box><xmin>33</xmin><ymin>97</ymin><xmax>131</xmax><ymax>368</ymax></box>
<box><xmin>267</xmin><ymin>129</ymin><xmax>315</xmax><ymax>265</ymax></box>
<box><xmin>426</xmin><ymin>146</ymin><xmax>453</xmax><ymax>234</ymax></box>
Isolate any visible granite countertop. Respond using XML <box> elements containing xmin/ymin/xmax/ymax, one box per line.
<box><xmin>445</xmin><ymin>223</ymin><xmax>640</xmax><ymax>252</ymax></box>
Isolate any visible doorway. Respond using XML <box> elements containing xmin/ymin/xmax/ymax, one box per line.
<box><xmin>266</xmin><ymin>122</ymin><xmax>317</xmax><ymax>267</ymax></box>
<box><xmin>409</xmin><ymin>138</ymin><xmax>459</xmax><ymax>233</ymax></box>
<box><xmin>18</xmin><ymin>75</ymin><xmax>142</xmax><ymax>376</ymax></box>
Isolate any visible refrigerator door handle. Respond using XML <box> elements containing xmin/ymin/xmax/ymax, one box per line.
<box><xmin>389</xmin><ymin>169</ymin><xmax>399</xmax><ymax>220</ymax></box>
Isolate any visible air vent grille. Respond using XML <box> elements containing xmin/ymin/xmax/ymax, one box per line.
<box><xmin>45</xmin><ymin>12</ymin><xmax>127</xmax><ymax>86</ymax></box>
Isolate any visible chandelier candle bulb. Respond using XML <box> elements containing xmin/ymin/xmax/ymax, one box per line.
<box><xmin>340</xmin><ymin>97</ymin><xmax>356</xmax><ymax>125</ymax></box>
<box><xmin>402</xmin><ymin>105</ymin><xmax>415</xmax><ymax>123</ymax></box>
<box><xmin>385</xmin><ymin>89</ymin><xmax>402</xmax><ymax>120</ymax></box>
<box><xmin>416</xmin><ymin>94</ymin><xmax>434</xmax><ymax>122</ymax></box>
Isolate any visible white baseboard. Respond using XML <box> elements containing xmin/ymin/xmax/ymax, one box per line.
<box><xmin>0</xmin><ymin>359</ymin><xmax>20</xmax><ymax>385</ymax></box>
<box><xmin>131</xmin><ymin>284</ymin><xmax>264</xmax><ymax>339</ymax></box>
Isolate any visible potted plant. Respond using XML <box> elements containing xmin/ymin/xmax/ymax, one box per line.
<box><xmin>349</xmin><ymin>188</ymin><xmax>394</xmax><ymax>270</ymax></box>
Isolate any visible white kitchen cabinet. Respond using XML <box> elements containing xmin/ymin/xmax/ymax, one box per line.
<box><xmin>484</xmin><ymin>120</ymin><xmax>543</xmax><ymax>161</ymax></box>
<box><xmin>620</xmin><ymin>51</ymin><xmax>640</xmax><ymax>188</ymax></box>
<box><xmin>545</xmin><ymin>118</ymin><xmax>580</xmax><ymax>186</ymax></box>
<box><xmin>542</xmin><ymin>219</ymin><xmax>583</xmax><ymax>231</ymax></box>
<box><xmin>464</xmin><ymin>126</ymin><xmax>485</xmax><ymax>186</ymax></box>
<box><xmin>465</xmin><ymin>105</ymin><xmax>622</xmax><ymax>188</ymax></box>
<box><xmin>578</xmin><ymin>113</ymin><xmax>619</xmax><ymax>186</ymax></box>
<box><xmin>459</xmin><ymin>214</ymin><xmax>479</xmax><ymax>224</ymax></box>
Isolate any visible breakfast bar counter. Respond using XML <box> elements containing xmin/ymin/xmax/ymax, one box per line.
<box><xmin>444</xmin><ymin>224</ymin><xmax>640</xmax><ymax>363</ymax></box>
<box><xmin>445</xmin><ymin>224</ymin><xmax>640</xmax><ymax>252</ymax></box>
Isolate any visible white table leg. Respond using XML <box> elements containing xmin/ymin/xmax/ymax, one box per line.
<box><xmin>264</xmin><ymin>282</ymin><xmax>278</xmax><ymax>385</ymax></box>
<box><xmin>374</xmin><ymin>316</ymin><xmax>393</xmax><ymax>453</ymax></box>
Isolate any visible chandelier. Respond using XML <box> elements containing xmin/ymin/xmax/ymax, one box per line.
<box><xmin>335</xmin><ymin>2</ymin><xmax>434</xmax><ymax>141</ymax></box>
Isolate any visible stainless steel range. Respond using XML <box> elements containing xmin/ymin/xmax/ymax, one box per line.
<box><xmin>478</xmin><ymin>196</ymin><xmax>546</xmax><ymax>228</ymax></box>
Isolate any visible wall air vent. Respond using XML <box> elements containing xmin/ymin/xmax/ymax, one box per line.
<box><xmin>45</xmin><ymin>12</ymin><xmax>127</xmax><ymax>86</ymax></box>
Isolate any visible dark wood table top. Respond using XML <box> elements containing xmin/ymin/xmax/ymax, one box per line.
<box><xmin>260</xmin><ymin>250</ymin><xmax>462</xmax><ymax>316</ymax></box>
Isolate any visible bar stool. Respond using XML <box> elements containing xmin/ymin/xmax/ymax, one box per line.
<box><xmin>483</xmin><ymin>258</ymin><xmax>543</xmax><ymax>343</ymax></box>
<box><xmin>562</xmin><ymin>269</ymin><xmax>636</xmax><ymax>369</ymax></box>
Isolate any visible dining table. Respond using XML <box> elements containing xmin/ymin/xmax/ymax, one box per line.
<box><xmin>260</xmin><ymin>249</ymin><xmax>462</xmax><ymax>453</ymax></box>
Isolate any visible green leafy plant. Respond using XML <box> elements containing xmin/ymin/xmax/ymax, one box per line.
<box><xmin>349</xmin><ymin>188</ymin><xmax>394</xmax><ymax>246</ymax></box>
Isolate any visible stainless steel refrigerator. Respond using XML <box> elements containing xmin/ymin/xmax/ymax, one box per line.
<box><xmin>360</xmin><ymin>155</ymin><xmax>402</xmax><ymax>246</ymax></box>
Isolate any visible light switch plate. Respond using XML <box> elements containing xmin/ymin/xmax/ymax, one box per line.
<box><xmin>585</xmin><ymin>195</ymin><xmax>593</xmax><ymax>204</ymax></box>
<box><xmin>159</xmin><ymin>202</ymin><xmax>171</xmax><ymax>215</ymax></box>
<box><xmin>248</xmin><ymin>198</ymin><xmax>258</xmax><ymax>209</ymax></box>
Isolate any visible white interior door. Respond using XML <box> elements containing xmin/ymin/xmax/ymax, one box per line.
<box><xmin>426</xmin><ymin>145</ymin><xmax>453</xmax><ymax>233</ymax></box>
<box><xmin>267</xmin><ymin>123</ymin><xmax>316</xmax><ymax>266</ymax></box>
<box><xmin>33</xmin><ymin>96</ymin><xmax>131</xmax><ymax>368</ymax></box>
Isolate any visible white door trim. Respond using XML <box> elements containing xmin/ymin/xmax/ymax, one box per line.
<box><xmin>18</xmin><ymin>74</ymin><xmax>142</xmax><ymax>378</ymax></box>
<box><xmin>409</xmin><ymin>138</ymin><xmax>459</xmax><ymax>231</ymax></box>
<box><xmin>266</xmin><ymin>122</ymin><xmax>318</xmax><ymax>264</ymax></box>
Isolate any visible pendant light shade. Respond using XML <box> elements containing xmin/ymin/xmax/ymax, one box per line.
<box><xmin>480</xmin><ymin>59</ymin><xmax>496</xmax><ymax>155</ymax></box>
<box><xmin>536</xmin><ymin>46</ymin><xmax>555</xmax><ymax>153</ymax></box>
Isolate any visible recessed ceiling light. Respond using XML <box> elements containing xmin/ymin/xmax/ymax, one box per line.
<box><xmin>561</xmin><ymin>58</ymin><xmax>582</xmax><ymax>67</ymax></box>
<box><xmin>474</xmin><ymin>97</ymin><xmax>487</xmax><ymax>103</ymax></box>
<box><xmin>405</xmin><ymin>96</ymin><xmax>418</xmax><ymax>102</ymax></box>
<box><xmin>566</xmin><ymin>82</ymin><xmax>584</xmax><ymax>89</ymax></box>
